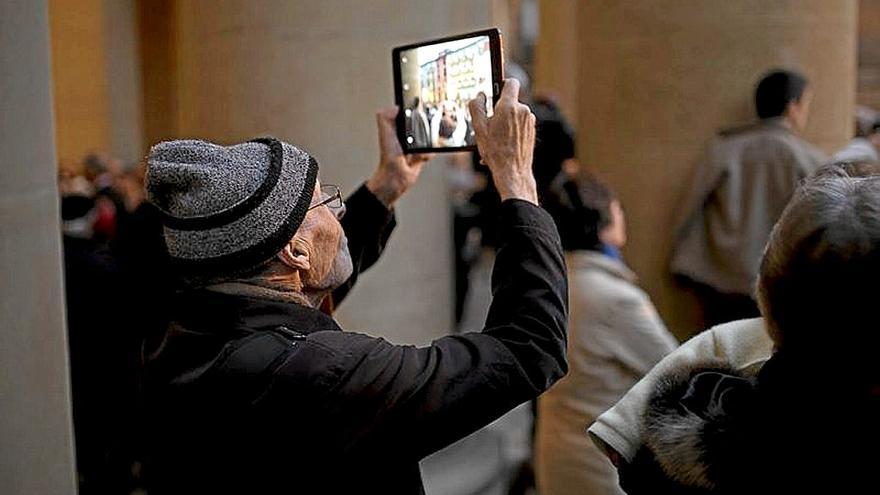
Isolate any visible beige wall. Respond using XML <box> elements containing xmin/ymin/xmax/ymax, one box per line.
<box><xmin>157</xmin><ymin>0</ymin><xmax>508</xmax><ymax>345</ymax></box>
<box><xmin>49</xmin><ymin>0</ymin><xmax>144</xmax><ymax>168</ymax></box>
<box><xmin>1</xmin><ymin>1</ymin><xmax>78</xmax><ymax>493</ymax></box>
<box><xmin>103</xmin><ymin>0</ymin><xmax>145</xmax><ymax>164</ymax></box>
<box><xmin>533</xmin><ymin>0</ymin><xmax>579</xmax><ymax>128</ymax></box>
<box><xmin>860</xmin><ymin>0</ymin><xmax>880</xmax><ymax>109</ymax></box>
<box><xmin>50</xmin><ymin>0</ymin><xmax>111</xmax><ymax>170</ymax></box>
<box><xmin>541</xmin><ymin>1</ymin><xmax>858</xmax><ymax>337</ymax></box>
<box><xmin>139</xmin><ymin>0</ymin><xmax>179</xmax><ymax>147</ymax></box>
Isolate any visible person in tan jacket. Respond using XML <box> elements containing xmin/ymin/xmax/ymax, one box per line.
<box><xmin>671</xmin><ymin>69</ymin><xmax>826</xmax><ymax>326</ymax></box>
<box><xmin>536</xmin><ymin>175</ymin><xmax>678</xmax><ymax>495</ymax></box>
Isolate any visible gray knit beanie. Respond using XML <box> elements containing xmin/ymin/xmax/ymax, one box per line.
<box><xmin>146</xmin><ymin>137</ymin><xmax>318</xmax><ymax>275</ymax></box>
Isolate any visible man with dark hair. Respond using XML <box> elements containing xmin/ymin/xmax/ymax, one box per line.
<box><xmin>671</xmin><ymin>68</ymin><xmax>826</xmax><ymax>327</ymax></box>
<box><xmin>754</xmin><ymin>69</ymin><xmax>810</xmax><ymax>120</ymax></box>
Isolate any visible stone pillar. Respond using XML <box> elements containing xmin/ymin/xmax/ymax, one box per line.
<box><xmin>161</xmin><ymin>0</ymin><xmax>507</xmax><ymax>344</ymax></box>
<box><xmin>49</xmin><ymin>0</ymin><xmax>145</xmax><ymax>167</ymax></box>
<box><xmin>533</xmin><ymin>0</ymin><xmax>579</xmax><ymax>128</ymax></box>
<box><xmin>103</xmin><ymin>0</ymin><xmax>145</xmax><ymax>164</ymax></box>
<box><xmin>859</xmin><ymin>0</ymin><xmax>880</xmax><ymax>109</ymax></box>
<box><xmin>138</xmin><ymin>0</ymin><xmax>179</xmax><ymax>147</ymax></box>
<box><xmin>551</xmin><ymin>1</ymin><xmax>858</xmax><ymax>336</ymax></box>
<box><xmin>49</xmin><ymin>0</ymin><xmax>112</xmax><ymax>169</ymax></box>
<box><xmin>0</xmin><ymin>1</ymin><xmax>78</xmax><ymax>493</ymax></box>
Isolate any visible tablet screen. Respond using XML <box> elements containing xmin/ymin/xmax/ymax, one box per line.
<box><xmin>398</xmin><ymin>34</ymin><xmax>494</xmax><ymax>149</ymax></box>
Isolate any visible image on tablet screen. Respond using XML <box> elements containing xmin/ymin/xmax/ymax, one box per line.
<box><xmin>399</xmin><ymin>35</ymin><xmax>493</xmax><ymax>149</ymax></box>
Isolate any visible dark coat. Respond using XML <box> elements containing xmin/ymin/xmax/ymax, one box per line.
<box><xmin>143</xmin><ymin>185</ymin><xmax>568</xmax><ymax>494</ymax></box>
<box><xmin>620</xmin><ymin>350</ymin><xmax>880</xmax><ymax>494</ymax></box>
<box><xmin>64</xmin><ymin>235</ymin><xmax>139</xmax><ymax>491</ymax></box>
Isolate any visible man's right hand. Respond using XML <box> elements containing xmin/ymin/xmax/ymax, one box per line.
<box><xmin>469</xmin><ymin>78</ymin><xmax>538</xmax><ymax>205</ymax></box>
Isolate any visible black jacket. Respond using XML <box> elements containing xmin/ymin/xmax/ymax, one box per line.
<box><xmin>144</xmin><ymin>185</ymin><xmax>568</xmax><ymax>494</ymax></box>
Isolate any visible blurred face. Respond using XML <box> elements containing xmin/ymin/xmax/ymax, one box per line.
<box><xmin>786</xmin><ymin>88</ymin><xmax>813</xmax><ymax>132</ymax></box>
<box><xmin>292</xmin><ymin>180</ymin><xmax>353</xmax><ymax>292</ymax></box>
<box><xmin>599</xmin><ymin>199</ymin><xmax>627</xmax><ymax>249</ymax></box>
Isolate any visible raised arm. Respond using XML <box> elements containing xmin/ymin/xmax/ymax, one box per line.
<box><xmin>270</xmin><ymin>79</ymin><xmax>568</xmax><ymax>458</ymax></box>
<box><xmin>310</xmin><ymin>197</ymin><xmax>567</xmax><ymax>459</ymax></box>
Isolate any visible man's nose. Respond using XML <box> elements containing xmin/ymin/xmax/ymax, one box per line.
<box><xmin>334</xmin><ymin>203</ymin><xmax>346</xmax><ymax>220</ymax></box>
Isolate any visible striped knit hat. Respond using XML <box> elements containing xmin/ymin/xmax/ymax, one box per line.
<box><xmin>146</xmin><ymin>137</ymin><xmax>318</xmax><ymax>275</ymax></box>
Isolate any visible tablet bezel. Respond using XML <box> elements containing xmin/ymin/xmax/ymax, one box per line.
<box><xmin>392</xmin><ymin>28</ymin><xmax>504</xmax><ymax>154</ymax></box>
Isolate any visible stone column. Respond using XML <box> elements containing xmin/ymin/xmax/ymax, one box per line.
<box><xmin>161</xmin><ymin>0</ymin><xmax>507</xmax><ymax>344</ymax></box>
<box><xmin>859</xmin><ymin>0</ymin><xmax>880</xmax><ymax>109</ymax></box>
<box><xmin>549</xmin><ymin>1</ymin><xmax>858</xmax><ymax>336</ymax></box>
<box><xmin>103</xmin><ymin>0</ymin><xmax>145</xmax><ymax>164</ymax></box>
<box><xmin>0</xmin><ymin>1</ymin><xmax>78</xmax><ymax>493</ymax></box>
<box><xmin>49</xmin><ymin>0</ymin><xmax>112</xmax><ymax>169</ymax></box>
<box><xmin>533</xmin><ymin>0</ymin><xmax>579</xmax><ymax>128</ymax></box>
<box><xmin>48</xmin><ymin>0</ymin><xmax>145</xmax><ymax>167</ymax></box>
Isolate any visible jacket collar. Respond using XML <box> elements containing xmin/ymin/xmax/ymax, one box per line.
<box><xmin>566</xmin><ymin>250</ymin><xmax>637</xmax><ymax>283</ymax></box>
<box><xmin>170</xmin><ymin>288</ymin><xmax>343</xmax><ymax>336</ymax></box>
<box><xmin>759</xmin><ymin>116</ymin><xmax>791</xmax><ymax>129</ymax></box>
<box><xmin>718</xmin><ymin>116</ymin><xmax>792</xmax><ymax>137</ymax></box>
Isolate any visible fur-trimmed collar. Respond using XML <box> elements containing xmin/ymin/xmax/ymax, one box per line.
<box><xmin>637</xmin><ymin>362</ymin><xmax>760</xmax><ymax>492</ymax></box>
<box><xmin>629</xmin><ymin>355</ymin><xmax>880</xmax><ymax>494</ymax></box>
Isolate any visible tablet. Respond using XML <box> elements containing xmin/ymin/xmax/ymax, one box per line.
<box><xmin>393</xmin><ymin>28</ymin><xmax>504</xmax><ymax>153</ymax></box>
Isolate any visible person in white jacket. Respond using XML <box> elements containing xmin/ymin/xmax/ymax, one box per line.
<box><xmin>535</xmin><ymin>175</ymin><xmax>679</xmax><ymax>495</ymax></box>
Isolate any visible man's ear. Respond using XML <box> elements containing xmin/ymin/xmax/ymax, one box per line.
<box><xmin>278</xmin><ymin>239</ymin><xmax>311</xmax><ymax>271</ymax></box>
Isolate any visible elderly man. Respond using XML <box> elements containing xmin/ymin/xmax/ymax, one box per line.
<box><xmin>142</xmin><ymin>79</ymin><xmax>568</xmax><ymax>494</ymax></box>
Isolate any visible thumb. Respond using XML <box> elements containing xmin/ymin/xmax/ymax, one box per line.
<box><xmin>376</xmin><ymin>106</ymin><xmax>400</xmax><ymax>153</ymax></box>
<box><xmin>468</xmin><ymin>93</ymin><xmax>489</xmax><ymax>141</ymax></box>
<box><xmin>408</xmin><ymin>160</ymin><xmax>426</xmax><ymax>178</ymax></box>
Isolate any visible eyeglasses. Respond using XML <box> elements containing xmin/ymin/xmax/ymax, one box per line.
<box><xmin>308</xmin><ymin>184</ymin><xmax>343</xmax><ymax>212</ymax></box>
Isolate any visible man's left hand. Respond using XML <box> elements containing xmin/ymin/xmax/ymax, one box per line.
<box><xmin>366</xmin><ymin>106</ymin><xmax>432</xmax><ymax>208</ymax></box>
